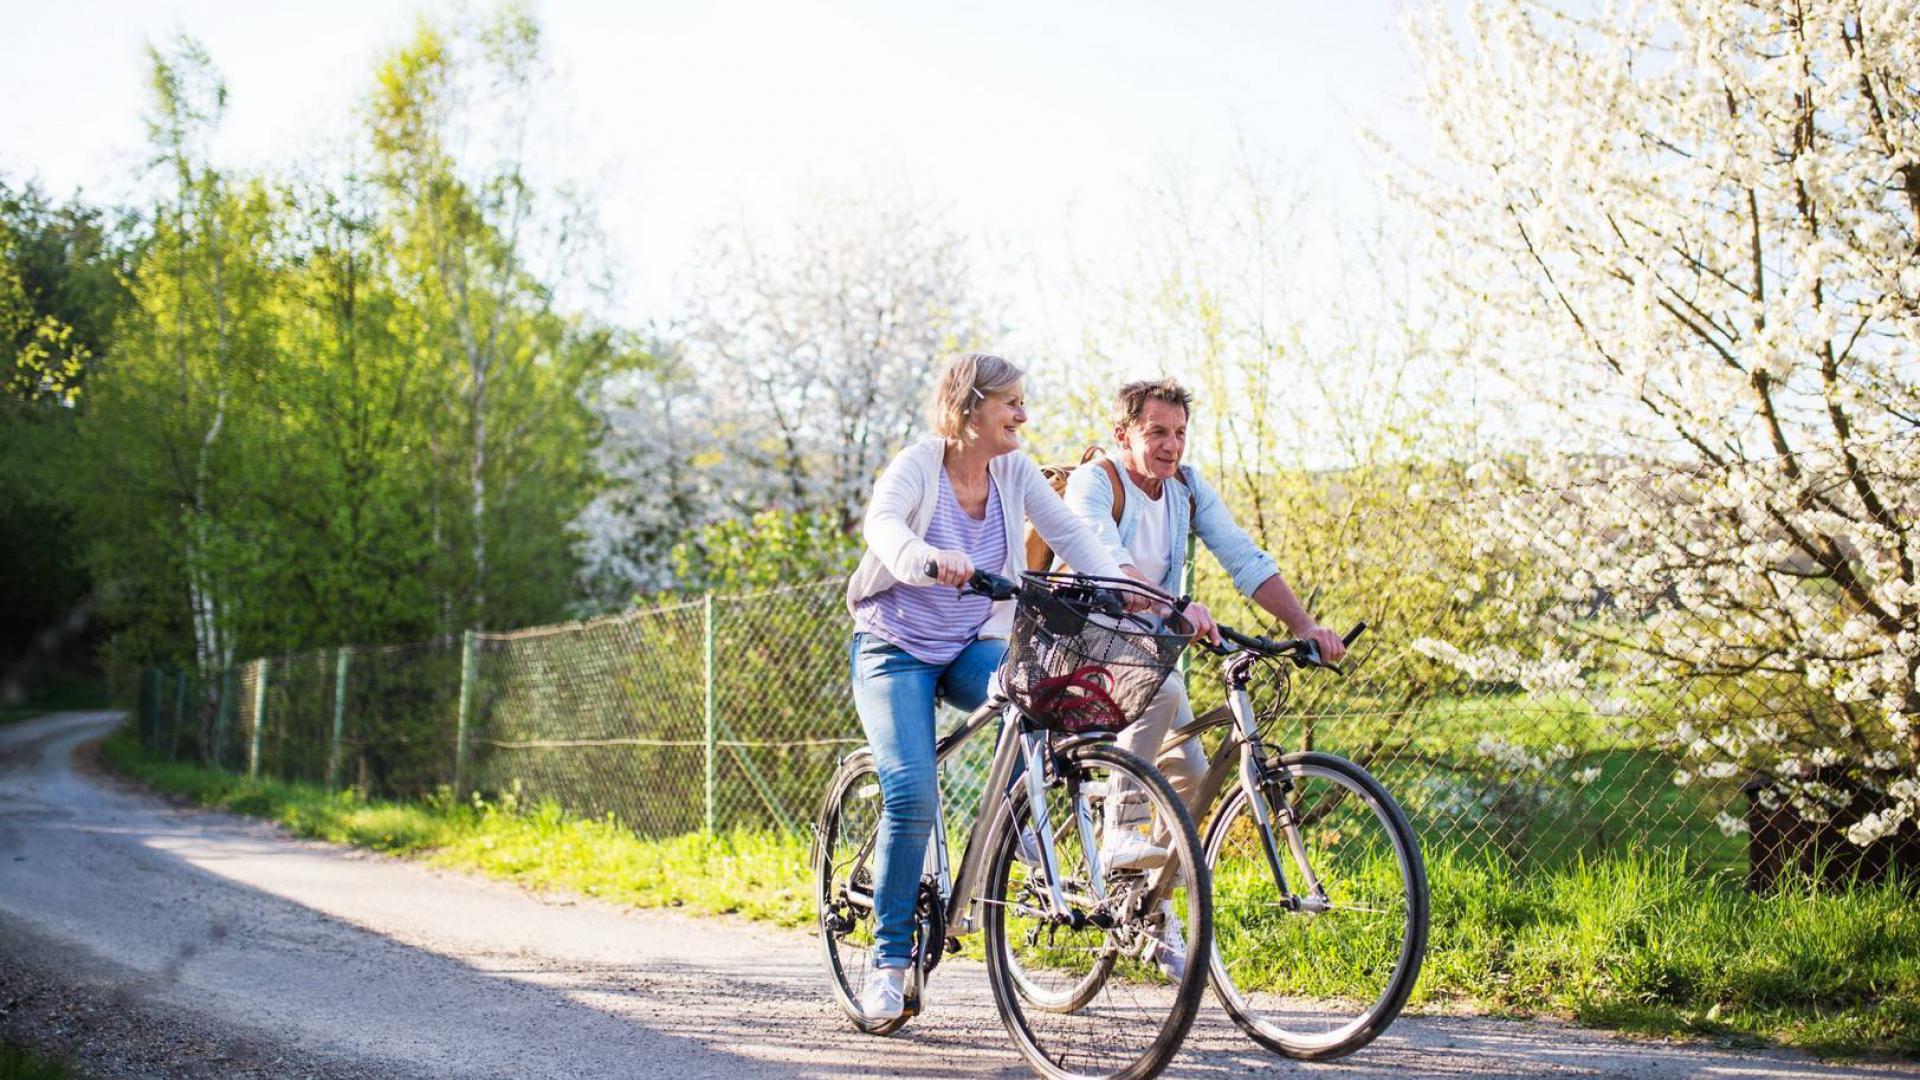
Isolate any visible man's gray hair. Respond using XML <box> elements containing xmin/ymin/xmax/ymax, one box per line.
<box><xmin>1112</xmin><ymin>378</ymin><xmax>1193</xmax><ymax>430</ymax></box>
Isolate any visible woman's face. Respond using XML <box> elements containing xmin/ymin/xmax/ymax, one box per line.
<box><xmin>969</xmin><ymin>381</ymin><xmax>1028</xmax><ymax>456</ymax></box>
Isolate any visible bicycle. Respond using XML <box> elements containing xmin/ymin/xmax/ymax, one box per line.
<box><xmin>1164</xmin><ymin>619</ymin><xmax>1430</xmax><ymax>1060</ymax></box>
<box><xmin>812</xmin><ymin>569</ymin><xmax>1213</xmax><ymax>1080</ymax></box>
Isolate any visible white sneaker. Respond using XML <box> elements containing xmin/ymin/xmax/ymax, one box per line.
<box><xmin>1146</xmin><ymin>900</ymin><xmax>1188</xmax><ymax>982</ymax></box>
<box><xmin>1099</xmin><ymin>828</ymin><xmax>1169</xmax><ymax>871</ymax></box>
<box><xmin>859</xmin><ymin>965</ymin><xmax>906</xmax><ymax>1021</ymax></box>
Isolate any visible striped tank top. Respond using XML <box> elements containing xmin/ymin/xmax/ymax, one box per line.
<box><xmin>853</xmin><ymin>469</ymin><xmax>1007</xmax><ymax>664</ymax></box>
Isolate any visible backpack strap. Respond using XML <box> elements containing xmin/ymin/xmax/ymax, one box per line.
<box><xmin>1180</xmin><ymin>465</ymin><xmax>1197</xmax><ymax>530</ymax></box>
<box><xmin>1100</xmin><ymin>457</ymin><xmax>1126</xmax><ymax>523</ymax></box>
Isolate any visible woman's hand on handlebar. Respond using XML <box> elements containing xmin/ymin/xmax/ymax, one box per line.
<box><xmin>1181</xmin><ymin>599</ymin><xmax>1223</xmax><ymax>646</ymax></box>
<box><xmin>925</xmin><ymin>549</ymin><xmax>975</xmax><ymax>588</ymax></box>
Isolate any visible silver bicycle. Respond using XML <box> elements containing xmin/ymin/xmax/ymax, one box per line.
<box><xmin>813</xmin><ymin>570</ymin><xmax>1211</xmax><ymax>1080</ymax></box>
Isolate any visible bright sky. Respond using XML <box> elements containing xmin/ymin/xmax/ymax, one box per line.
<box><xmin>2</xmin><ymin>0</ymin><xmax>1428</xmax><ymax>336</ymax></box>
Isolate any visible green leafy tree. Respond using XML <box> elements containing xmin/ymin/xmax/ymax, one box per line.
<box><xmin>367</xmin><ymin>5</ymin><xmax>609</xmax><ymax>632</ymax></box>
<box><xmin>0</xmin><ymin>177</ymin><xmax>132</xmax><ymax>700</ymax></box>
<box><xmin>76</xmin><ymin>35</ymin><xmax>281</xmax><ymax>672</ymax></box>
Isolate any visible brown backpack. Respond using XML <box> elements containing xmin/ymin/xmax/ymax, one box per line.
<box><xmin>1025</xmin><ymin>447</ymin><xmax>1128</xmax><ymax>571</ymax></box>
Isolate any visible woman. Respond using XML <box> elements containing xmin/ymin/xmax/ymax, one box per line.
<box><xmin>845</xmin><ymin>352</ymin><xmax>1127</xmax><ymax>1022</ymax></box>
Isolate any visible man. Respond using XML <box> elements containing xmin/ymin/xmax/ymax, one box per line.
<box><xmin>1060</xmin><ymin>378</ymin><xmax>1347</xmax><ymax>972</ymax></box>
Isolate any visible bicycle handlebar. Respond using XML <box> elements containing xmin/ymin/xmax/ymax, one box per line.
<box><xmin>1201</xmin><ymin>620</ymin><xmax>1368</xmax><ymax>673</ymax></box>
<box><xmin>921</xmin><ymin>560</ymin><xmax>1136</xmax><ymax>617</ymax></box>
<box><xmin>921</xmin><ymin>559</ymin><xmax>1022</xmax><ymax>601</ymax></box>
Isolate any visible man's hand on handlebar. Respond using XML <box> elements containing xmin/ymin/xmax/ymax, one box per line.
<box><xmin>925</xmin><ymin>549</ymin><xmax>975</xmax><ymax>588</ymax></box>
<box><xmin>1297</xmin><ymin>623</ymin><xmax>1347</xmax><ymax>665</ymax></box>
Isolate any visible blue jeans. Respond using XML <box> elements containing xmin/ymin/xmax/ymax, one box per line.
<box><xmin>849</xmin><ymin>632</ymin><xmax>1006</xmax><ymax>968</ymax></box>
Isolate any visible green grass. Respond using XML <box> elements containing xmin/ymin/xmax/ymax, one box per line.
<box><xmin>102</xmin><ymin>731</ymin><xmax>1918</xmax><ymax>1058</ymax></box>
<box><xmin>0</xmin><ymin>1043</ymin><xmax>75</xmax><ymax>1080</ymax></box>
<box><xmin>100</xmin><ymin>730</ymin><xmax>813</xmax><ymax>926</ymax></box>
<box><xmin>1419</xmin><ymin>845</ymin><xmax>1919</xmax><ymax>1057</ymax></box>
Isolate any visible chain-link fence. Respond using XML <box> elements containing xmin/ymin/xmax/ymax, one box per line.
<box><xmin>135</xmin><ymin>435</ymin><xmax>1920</xmax><ymax>885</ymax></box>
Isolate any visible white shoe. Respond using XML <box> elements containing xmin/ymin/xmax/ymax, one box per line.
<box><xmin>1145</xmin><ymin>900</ymin><xmax>1188</xmax><ymax>982</ymax></box>
<box><xmin>1099</xmin><ymin>828</ymin><xmax>1169</xmax><ymax>871</ymax></box>
<box><xmin>859</xmin><ymin>965</ymin><xmax>906</xmax><ymax>1021</ymax></box>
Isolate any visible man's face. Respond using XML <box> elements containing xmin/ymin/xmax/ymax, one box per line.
<box><xmin>1116</xmin><ymin>398</ymin><xmax>1187</xmax><ymax>482</ymax></box>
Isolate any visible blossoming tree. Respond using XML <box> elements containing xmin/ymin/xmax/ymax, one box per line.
<box><xmin>1397</xmin><ymin>0</ymin><xmax>1920</xmax><ymax>847</ymax></box>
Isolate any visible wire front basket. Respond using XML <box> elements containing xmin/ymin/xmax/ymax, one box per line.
<box><xmin>1000</xmin><ymin>572</ymin><xmax>1194</xmax><ymax>734</ymax></box>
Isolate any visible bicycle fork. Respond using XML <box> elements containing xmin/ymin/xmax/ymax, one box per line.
<box><xmin>1228</xmin><ymin>687</ymin><xmax>1332</xmax><ymax>913</ymax></box>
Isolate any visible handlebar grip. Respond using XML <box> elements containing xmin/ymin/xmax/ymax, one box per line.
<box><xmin>924</xmin><ymin>558</ymin><xmax>1018</xmax><ymax>600</ymax></box>
<box><xmin>1344</xmin><ymin>622</ymin><xmax>1368</xmax><ymax>646</ymax></box>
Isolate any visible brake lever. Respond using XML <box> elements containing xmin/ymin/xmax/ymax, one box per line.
<box><xmin>1290</xmin><ymin>639</ymin><xmax>1346</xmax><ymax>677</ymax></box>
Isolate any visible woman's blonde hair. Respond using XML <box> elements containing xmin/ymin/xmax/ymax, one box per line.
<box><xmin>927</xmin><ymin>352</ymin><xmax>1024</xmax><ymax>442</ymax></box>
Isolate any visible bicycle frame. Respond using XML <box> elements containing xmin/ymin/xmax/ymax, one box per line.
<box><xmin>1156</xmin><ymin>655</ymin><xmax>1331</xmax><ymax>911</ymax></box>
<box><xmin>837</xmin><ymin>691</ymin><xmax>1148</xmax><ymax>947</ymax></box>
<box><xmin>926</xmin><ymin>693</ymin><xmax>1021</xmax><ymax>938</ymax></box>
<box><xmin>930</xmin><ymin>694</ymin><xmax>1113</xmax><ymax>938</ymax></box>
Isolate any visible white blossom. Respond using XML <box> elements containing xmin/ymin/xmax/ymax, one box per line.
<box><xmin>1393</xmin><ymin>0</ymin><xmax>1920</xmax><ymax>847</ymax></box>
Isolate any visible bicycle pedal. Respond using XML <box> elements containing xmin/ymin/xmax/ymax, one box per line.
<box><xmin>902</xmin><ymin>969</ymin><xmax>925</xmax><ymax>1017</ymax></box>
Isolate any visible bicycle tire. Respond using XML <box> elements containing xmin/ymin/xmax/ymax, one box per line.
<box><xmin>1203</xmin><ymin>751</ymin><xmax>1428</xmax><ymax>1061</ymax></box>
<box><xmin>983</xmin><ymin>741</ymin><xmax>1211</xmax><ymax>1080</ymax></box>
<box><xmin>813</xmin><ymin>751</ymin><xmax>911</xmax><ymax>1035</ymax></box>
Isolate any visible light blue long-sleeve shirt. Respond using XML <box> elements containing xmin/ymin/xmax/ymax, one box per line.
<box><xmin>1061</xmin><ymin>459</ymin><xmax>1280</xmax><ymax>599</ymax></box>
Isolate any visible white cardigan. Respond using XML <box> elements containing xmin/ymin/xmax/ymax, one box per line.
<box><xmin>846</xmin><ymin>438</ymin><xmax>1126</xmax><ymax>639</ymax></box>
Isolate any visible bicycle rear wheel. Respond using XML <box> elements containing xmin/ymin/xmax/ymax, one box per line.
<box><xmin>812</xmin><ymin>751</ymin><xmax>909</xmax><ymax>1035</ymax></box>
<box><xmin>1204</xmin><ymin>750</ymin><xmax>1428</xmax><ymax>1060</ymax></box>
<box><xmin>983</xmin><ymin>740</ymin><xmax>1210</xmax><ymax>1080</ymax></box>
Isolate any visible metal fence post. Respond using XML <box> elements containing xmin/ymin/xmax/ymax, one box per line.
<box><xmin>248</xmin><ymin>657</ymin><xmax>269</xmax><ymax>781</ymax></box>
<box><xmin>170</xmin><ymin>669</ymin><xmax>187</xmax><ymax>760</ymax></box>
<box><xmin>142</xmin><ymin>668</ymin><xmax>161</xmax><ymax>752</ymax></box>
<box><xmin>704</xmin><ymin>592</ymin><xmax>717</xmax><ymax>835</ymax></box>
<box><xmin>212</xmin><ymin>668</ymin><xmax>232</xmax><ymax>769</ymax></box>
<box><xmin>328</xmin><ymin>647</ymin><xmax>350</xmax><ymax>790</ymax></box>
<box><xmin>455</xmin><ymin>630</ymin><xmax>477</xmax><ymax>798</ymax></box>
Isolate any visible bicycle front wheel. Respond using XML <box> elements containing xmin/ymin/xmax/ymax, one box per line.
<box><xmin>1204</xmin><ymin>750</ymin><xmax>1428</xmax><ymax>1060</ymax></box>
<box><xmin>983</xmin><ymin>740</ymin><xmax>1211</xmax><ymax>1080</ymax></box>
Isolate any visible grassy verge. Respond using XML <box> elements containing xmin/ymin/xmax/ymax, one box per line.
<box><xmin>100</xmin><ymin>730</ymin><xmax>812</xmax><ymax>926</ymax></box>
<box><xmin>0</xmin><ymin>1043</ymin><xmax>75</xmax><ymax>1080</ymax></box>
<box><xmin>1419</xmin><ymin>846</ymin><xmax>1918</xmax><ymax>1056</ymax></box>
<box><xmin>102</xmin><ymin>731</ymin><xmax>1917</xmax><ymax>1058</ymax></box>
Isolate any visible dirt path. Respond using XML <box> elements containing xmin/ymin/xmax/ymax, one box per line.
<box><xmin>1</xmin><ymin>712</ymin><xmax>1913</xmax><ymax>1079</ymax></box>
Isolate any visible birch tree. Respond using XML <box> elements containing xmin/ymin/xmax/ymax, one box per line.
<box><xmin>82</xmin><ymin>36</ymin><xmax>277</xmax><ymax>672</ymax></box>
<box><xmin>368</xmin><ymin>5</ymin><xmax>603</xmax><ymax>629</ymax></box>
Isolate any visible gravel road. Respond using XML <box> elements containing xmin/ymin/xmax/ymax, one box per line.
<box><xmin>1</xmin><ymin>712</ymin><xmax>1913</xmax><ymax>1079</ymax></box>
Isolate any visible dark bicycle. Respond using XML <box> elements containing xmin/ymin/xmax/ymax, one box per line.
<box><xmin>1170</xmin><ymin>620</ymin><xmax>1430</xmax><ymax>1060</ymax></box>
<box><xmin>812</xmin><ymin>570</ymin><xmax>1213</xmax><ymax>1080</ymax></box>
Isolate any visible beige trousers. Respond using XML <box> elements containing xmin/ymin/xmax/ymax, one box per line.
<box><xmin>1110</xmin><ymin>674</ymin><xmax>1208</xmax><ymax>846</ymax></box>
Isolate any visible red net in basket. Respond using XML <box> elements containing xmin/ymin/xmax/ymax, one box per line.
<box><xmin>1025</xmin><ymin>663</ymin><xmax>1127</xmax><ymax>734</ymax></box>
